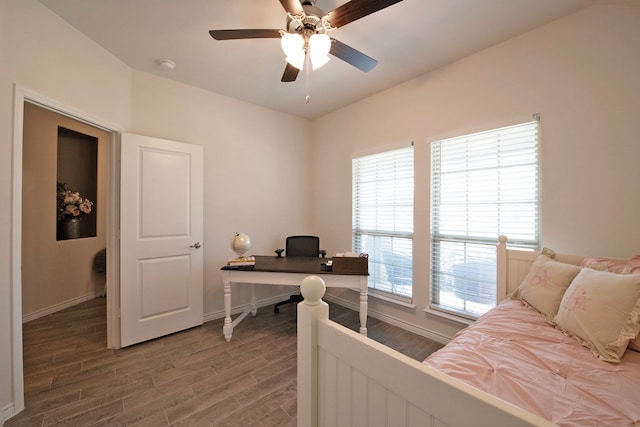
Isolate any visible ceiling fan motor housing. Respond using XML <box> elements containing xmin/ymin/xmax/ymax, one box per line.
<box><xmin>287</xmin><ymin>2</ymin><xmax>327</xmax><ymax>35</ymax></box>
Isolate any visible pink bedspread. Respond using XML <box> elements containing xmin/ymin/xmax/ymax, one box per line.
<box><xmin>424</xmin><ymin>299</ymin><xmax>640</xmax><ymax>426</ymax></box>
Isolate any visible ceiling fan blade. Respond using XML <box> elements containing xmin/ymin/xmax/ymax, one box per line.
<box><xmin>330</xmin><ymin>38</ymin><xmax>378</xmax><ymax>72</ymax></box>
<box><xmin>209</xmin><ymin>29</ymin><xmax>282</xmax><ymax>40</ymax></box>
<box><xmin>279</xmin><ymin>0</ymin><xmax>304</xmax><ymax>16</ymax></box>
<box><xmin>281</xmin><ymin>63</ymin><xmax>300</xmax><ymax>82</ymax></box>
<box><xmin>327</xmin><ymin>0</ymin><xmax>404</xmax><ymax>28</ymax></box>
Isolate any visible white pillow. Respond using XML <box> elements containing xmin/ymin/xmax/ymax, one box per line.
<box><xmin>511</xmin><ymin>252</ymin><xmax>581</xmax><ymax>319</ymax></box>
<box><xmin>555</xmin><ymin>268</ymin><xmax>640</xmax><ymax>362</ymax></box>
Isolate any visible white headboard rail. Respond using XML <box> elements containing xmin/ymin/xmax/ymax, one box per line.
<box><xmin>497</xmin><ymin>235</ymin><xmax>541</xmax><ymax>298</ymax></box>
<box><xmin>497</xmin><ymin>235</ymin><xmax>630</xmax><ymax>300</ymax></box>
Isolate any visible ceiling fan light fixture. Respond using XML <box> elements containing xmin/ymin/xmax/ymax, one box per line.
<box><xmin>310</xmin><ymin>53</ymin><xmax>330</xmax><ymax>70</ymax></box>
<box><xmin>281</xmin><ymin>33</ymin><xmax>304</xmax><ymax>58</ymax></box>
<box><xmin>309</xmin><ymin>33</ymin><xmax>331</xmax><ymax>70</ymax></box>
<box><xmin>285</xmin><ymin>52</ymin><xmax>305</xmax><ymax>70</ymax></box>
<box><xmin>309</xmin><ymin>34</ymin><xmax>330</xmax><ymax>55</ymax></box>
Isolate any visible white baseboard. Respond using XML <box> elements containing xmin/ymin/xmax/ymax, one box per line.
<box><xmin>323</xmin><ymin>293</ymin><xmax>452</xmax><ymax>345</ymax></box>
<box><xmin>22</xmin><ymin>290</ymin><xmax>295</xmax><ymax>326</ymax></box>
<box><xmin>1</xmin><ymin>403</ymin><xmax>16</xmax><ymax>426</ymax></box>
<box><xmin>22</xmin><ymin>291</ymin><xmax>102</xmax><ymax>324</ymax></box>
<box><xmin>20</xmin><ymin>290</ymin><xmax>450</xmax><ymax>346</ymax></box>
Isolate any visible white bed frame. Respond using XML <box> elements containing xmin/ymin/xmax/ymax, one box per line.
<box><xmin>296</xmin><ymin>236</ymin><xmax>592</xmax><ymax>427</ymax></box>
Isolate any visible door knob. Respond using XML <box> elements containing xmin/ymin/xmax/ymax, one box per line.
<box><xmin>190</xmin><ymin>242</ymin><xmax>201</xmax><ymax>249</ymax></box>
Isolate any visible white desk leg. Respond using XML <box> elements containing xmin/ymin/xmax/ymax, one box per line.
<box><xmin>250</xmin><ymin>284</ymin><xmax>257</xmax><ymax>316</ymax></box>
<box><xmin>223</xmin><ymin>272</ymin><xmax>233</xmax><ymax>342</ymax></box>
<box><xmin>359</xmin><ymin>284</ymin><xmax>368</xmax><ymax>336</ymax></box>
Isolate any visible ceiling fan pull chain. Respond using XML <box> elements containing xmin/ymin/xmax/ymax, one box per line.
<box><xmin>305</xmin><ymin>51</ymin><xmax>311</xmax><ymax>104</ymax></box>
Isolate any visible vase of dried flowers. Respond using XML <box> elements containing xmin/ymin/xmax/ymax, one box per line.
<box><xmin>57</xmin><ymin>182</ymin><xmax>93</xmax><ymax>240</ymax></box>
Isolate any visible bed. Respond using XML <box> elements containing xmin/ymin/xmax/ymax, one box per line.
<box><xmin>296</xmin><ymin>236</ymin><xmax>640</xmax><ymax>426</ymax></box>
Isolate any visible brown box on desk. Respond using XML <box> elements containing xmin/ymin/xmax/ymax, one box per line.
<box><xmin>331</xmin><ymin>257</ymin><xmax>368</xmax><ymax>274</ymax></box>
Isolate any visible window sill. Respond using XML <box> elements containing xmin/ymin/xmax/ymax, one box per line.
<box><xmin>422</xmin><ymin>306</ymin><xmax>477</xmax><ymax>326</ymax></box>
<box><xmin>368</xmin><ymin>289</ymin><xmax>416</xmax><ymax>309</ymax></box>
<box><xmin>352</xmin><ymin>288</ymin><xmax>416</xmax><ymax>309</ymax></box>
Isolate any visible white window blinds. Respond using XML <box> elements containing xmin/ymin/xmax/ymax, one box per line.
<box><xmin>353</xmin><ymin>146</ymin><xmax>414</xmax><ymax>299</ymax></box>
<box><xmin>430</xmin><ymin>119</ymin><xmax>540</xmax><ymax>318</ymax></box>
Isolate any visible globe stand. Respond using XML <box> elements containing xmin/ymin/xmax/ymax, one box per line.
<box><xmin>228</xmin><ymin>233</ymin><xmax>255</xmax><ymax>266</ymax></box>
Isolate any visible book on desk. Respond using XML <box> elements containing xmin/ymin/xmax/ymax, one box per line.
<box><xmin>226</xmin><ymin>256</ymin><xmax>255</xmax><ymax>267</ymax></box>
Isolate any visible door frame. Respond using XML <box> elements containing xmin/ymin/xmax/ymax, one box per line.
<box><xmin>10</xmin><ymin>85</ymin><xmax>123</xmax><ymax>414</ymax></box>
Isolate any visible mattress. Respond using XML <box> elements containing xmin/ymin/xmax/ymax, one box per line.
<box><xmin>424</xmin><ymin>299</ymin><xmax>640</xmax><ymax>426</ymax></box>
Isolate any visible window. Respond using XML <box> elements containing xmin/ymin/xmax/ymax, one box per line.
<box><xmin>352</xmin><ymin>146</ymin><xmax>414</xmax><ymax>300</ymax></box>
<box><xmin>430</xmin><ymin>118</ymin><xmax>540</xmax><ymax>318</ymax></box>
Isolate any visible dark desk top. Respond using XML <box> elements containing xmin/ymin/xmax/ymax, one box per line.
<box><xmin>221</xmin><ymin>255</ymin><xmax>366</xmax><ymax>275</ymax></box>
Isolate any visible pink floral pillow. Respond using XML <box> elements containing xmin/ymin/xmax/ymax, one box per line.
<box><xmin>627</xmin><ymin>255</ymin><xmax>640</xmax><ymax>270</ymax></box>
<box><xmin>511</xmin><ymin>252</ymin><xmax>581</xmax><ymax>319</ymax></box>
<box><xmin>555</xmin><ymin>268</ymin><xmax>640</xmax><ymax>362</ymax></box>
<box><xmin>581</xmin><ymin>256</ymin><xmax>640</xmax><ymax>274</ymax></box>
<box><xmin>580</xmin><ymin>255</ymin><xmax>640</xmax><ymax>353</ymax></box>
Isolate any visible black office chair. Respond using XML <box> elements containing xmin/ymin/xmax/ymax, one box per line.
<box><xmin>273</xmin><ymin>235</ymin><xmax>325</xmax><ymax>314</ymax></box>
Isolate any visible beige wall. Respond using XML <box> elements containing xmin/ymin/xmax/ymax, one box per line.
<box><xmin>311</xmin><ymin>3</ymin><xmax>640</xmax><ymax>340</ymax></box>
<box><xmin>1</xmin><ymin>0</ymin><xmax>133</xmax><ymax>416</ymax></box>
<box><xmin>0</xmin><ymin>0</ymin><xmax>311</xmax><ymax>418</ymax></box>
<box><xmin>129</xmin><ymin>71</ymin><xmax>313</xmax><ymax>315</ymax></box>
<box><xmin>21</xmin><ymin>102</ymin><xmax>108</xmax><ymax>319</ymax></box>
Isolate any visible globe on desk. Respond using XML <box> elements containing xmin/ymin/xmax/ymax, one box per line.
<box><xmin>230</xmin><ymin>232</ymin><xmax>251</xmax><ymax>260</ymax></box>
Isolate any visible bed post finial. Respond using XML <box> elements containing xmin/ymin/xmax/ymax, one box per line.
<box><xmin>300</xmin><ymin>275</ymin><xmax>326</xmax><ymax>306</ymax></box>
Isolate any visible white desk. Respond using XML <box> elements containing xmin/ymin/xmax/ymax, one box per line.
<box><xmin>221</xmin><ymin>256</ymin><xmax>368</xmax><ymax>342</ymax></box>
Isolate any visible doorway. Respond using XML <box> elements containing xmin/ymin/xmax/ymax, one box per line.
<box><xmin>22</xmin><ymin>102</ymin><xmax>108</xmax><ymax>321</ymax></box>
<box><xmin>10</xmin><ymin>86</ymin><xmax>122</xmax><ymax>415</ymax></box>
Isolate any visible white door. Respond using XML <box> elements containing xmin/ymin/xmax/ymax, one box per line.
<box><xmin>120</xmin><ymin>133</ymin><xmax>204</xmax><ymax>347</ymax></box>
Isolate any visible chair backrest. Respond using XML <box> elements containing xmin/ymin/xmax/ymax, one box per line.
<box><xmin>286</xmin><ymin>235</ymin><xmax>320</xmax><ymax>257</ymax></box>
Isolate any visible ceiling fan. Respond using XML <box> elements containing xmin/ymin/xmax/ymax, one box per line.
<box><xmin>209</xmin><ymin>0</ymin><xmax>404</xmax><ymax>83</ymax></box>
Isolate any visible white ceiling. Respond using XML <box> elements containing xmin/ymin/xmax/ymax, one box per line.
<box><xmin>38</xmin><ymin>0</ymin><xmax>596</xmax><ymax>119</ymax></box>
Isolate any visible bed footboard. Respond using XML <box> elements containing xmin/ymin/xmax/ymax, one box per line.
<box><xmin>297</xmin><ymin>275</ymin><xmax>554</xmax><ymax>427</ymax></box>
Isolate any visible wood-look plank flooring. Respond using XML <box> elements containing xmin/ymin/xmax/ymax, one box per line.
<box><xmin>6</xmin><ymin>298</ymin><xmax>444</xmax><ymax>426</ymax></box>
